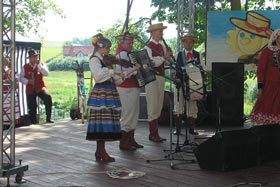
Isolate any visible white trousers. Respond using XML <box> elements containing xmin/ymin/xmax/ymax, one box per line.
<box><xmin>173</xmin><ymin>87</ymin><xmax>203</xmax><ymax>118</ymax></box>
<box><xmin>117</xmin><ymin>87</ymin><xmax>140</xmax><ymax>132</ymax></box>
<box><xmin>145</xmin><ymin>75</ymin><xmax>165</xmax><ymax>122</ymax></box>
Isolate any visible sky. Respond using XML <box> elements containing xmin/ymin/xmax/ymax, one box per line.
<box><xmin>24</xmin><ymin>0</ymin><xmax>177</xmax><ymax>42</ymax></box>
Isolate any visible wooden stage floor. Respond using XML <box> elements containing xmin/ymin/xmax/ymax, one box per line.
<box><xmin>1</xmin><ymin>119</ymin><xmax>280</xmax><ymax>187</ymax></box>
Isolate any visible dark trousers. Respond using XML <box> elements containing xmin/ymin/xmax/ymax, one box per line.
<box><xmin>27</xmin><ymin>90</ymin><xmax>52</xmax><ymax>124</ymax></box>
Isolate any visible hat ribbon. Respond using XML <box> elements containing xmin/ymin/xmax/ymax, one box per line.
<box><xmin>245</xmin><ymin>21</ymin><xmax>271</xmax><ymax>38</ymax></box>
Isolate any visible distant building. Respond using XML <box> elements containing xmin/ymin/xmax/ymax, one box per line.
<box><xmin>63</xmin><ymin>45</ymin><xmax>92</xmax><ymax>58</ymax></box>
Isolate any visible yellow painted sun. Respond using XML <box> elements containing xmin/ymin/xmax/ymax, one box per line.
<box><xmin>226</xmin><ymin>28</ymin><xmax>269</xmax><ymax>56</ymax></box>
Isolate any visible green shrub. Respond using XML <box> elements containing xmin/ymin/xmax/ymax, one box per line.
<box><xmin>47</xmin><ymin>57</ymin><xmax>90</xmax><ymax>71</ymax></box>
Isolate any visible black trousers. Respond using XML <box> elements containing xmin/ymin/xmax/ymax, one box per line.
<box><xmin>27</xmin><ymin>90</ymin><xmax>52</xmax><ymax>124</ymax></box>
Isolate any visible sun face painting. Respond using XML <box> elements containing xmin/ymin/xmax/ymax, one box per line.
<box><xmin>226</xmin><ymin>28</ymin><xmax>269</xmax><ymax>55</ymax></box>
<box><xmin>206</xmin><ymin>10</ymin><xmax>280</xmax><ymax>70</ymax></box>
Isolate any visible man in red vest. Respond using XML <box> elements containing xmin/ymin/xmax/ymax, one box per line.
<box><xmin>115</xmin><ymin>32</ymin><xmax>143</xmax><ymax>150</ymax></box>
<box><xmin>19</xmin><ymin>49</ymin><xmax>53</xmax><ymax>124</ymax></box>
<box><xmin>144</xmin><ymin>23</ymin><xmax>173</xmax><ymax>142</ymax></box>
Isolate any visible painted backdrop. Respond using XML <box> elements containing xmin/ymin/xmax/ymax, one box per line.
<box><xmin>206</xmin><ymin>10</ymin><xmax>280</xmax><ymax>70</ymax></box>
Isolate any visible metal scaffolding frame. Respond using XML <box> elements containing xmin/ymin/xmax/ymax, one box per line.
<box><xmin>177</xmin><ymin>0</ymin><xmax>195</xmax><ymax>51</ymax></box>
<box><xmin>1</xmin><ymin>0</ymin><xmax>28</xmax><ymax>185</ymax></box>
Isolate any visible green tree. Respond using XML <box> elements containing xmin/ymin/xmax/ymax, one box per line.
<box><xmin>14</xmin><ymin>0</ymin><xmax>65</xmax><ymax>39</ymax></box>
<box><xmin>97</xmin><ymin>18</ymin><xmax>151</xmax><ymax>53</ymax></box>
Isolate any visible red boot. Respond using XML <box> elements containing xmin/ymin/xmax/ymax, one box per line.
<box><xmin>131</xmin><ymin>130</ymin><xmax>144</xmax><ymax>148</ymax></box>
<box><xmin>95</xmin><ymin>140</ymin><xmax>115</xmax><ymax>162</ymax></box>
<box><xmin>119</xmin><ymin>131</ymin><xmax>136</xmax><ymax>150</ymax></box>
<box><xmin>149</xmin><ymin>119</ymin><xmax>166</xmax><ymax>142</ymax></box>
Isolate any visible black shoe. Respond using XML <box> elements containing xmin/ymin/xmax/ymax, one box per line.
<box><xmin>189</xmin><ymin>128</ymin><xmax>199</xmax><ymax>135</ymax></box>
<box><xmin>46</xmin><ymin>120</ymin><xmax>54</xmax><ymax>123</ymax></box>
<box><xmin>173</xmin><ymin>129</ymin><xmax>181</xmax><ymax>135</ymax></box>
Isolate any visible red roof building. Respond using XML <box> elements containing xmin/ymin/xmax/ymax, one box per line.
<box><xmin>63</xmin><ymin>45</ymin><xmax>92</xmax><ymax>58</ymax></box>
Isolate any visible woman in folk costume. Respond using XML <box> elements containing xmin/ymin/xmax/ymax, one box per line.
<box><xmin>86</xmin><ymin>33</ymin><xmax>125</xmax><ymax>162</ymax></box>
<box><xmin>250</xmin><ymin>29</ymin><xmax>280</xmax><ymax>125</ymax></box>
<box><xmin>144</xmin><ymin>23</ymin><xmax>172</xmax><ymax>142</ymax></box>
<box><xmin>115</xmin><ymin>33</ymin><xmax>143</xmax><ymax>150</ymax></box>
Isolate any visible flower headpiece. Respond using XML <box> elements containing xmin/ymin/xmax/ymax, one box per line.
<box><xmin>268</xmin><ymin>29</ymin><xmax>280</xmax><ymax>51</ymax></box>
<box><xmin>92</xmin><ymin>33</ymin><xmax>103</xmax><ymax>47</ymax></box>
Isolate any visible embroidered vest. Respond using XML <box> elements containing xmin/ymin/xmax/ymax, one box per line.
<box><xmin>23</xmin><ymin>63</ymin><xmax>46</xmax><ymax>94</ymax></box>
<box><xmin>147</xmin><ymin>41</ymin><xmax>165</xmax><ymax>76</ymax></box>
<box><xmin>116</xmin><ymin>49</ymin><xmax>138</xmax><ymax>88</ymax></box>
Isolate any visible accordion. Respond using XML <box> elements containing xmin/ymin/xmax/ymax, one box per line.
<box><xmin>128</xmin><ymin>49</ymin><xmax>156</xmax><ymax>87</ymax></box>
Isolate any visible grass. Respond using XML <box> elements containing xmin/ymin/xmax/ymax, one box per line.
<box><xmin>41</xmin><ymin>41</ymin><xmax>64</xmax><ymax>62</ymax></box>
<box><xmin>44</xmin><ymin>70</ymin><xmax>92</xmax><ymax>118</ymax></box>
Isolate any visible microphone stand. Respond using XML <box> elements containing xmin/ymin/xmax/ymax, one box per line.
<box><xmin>170</xmin><ymin>63</ymin><xmax>197</xmax><ymax>168</ymax></box>
<box><xmin>132</xmin><ymin>33</ymin><xmax>195</xmax><ymax>167</ymax></box>
<box><xmin>146</xmin><ymin>63</ymin><xmax>196</xmax><ymax>168</ymax></box>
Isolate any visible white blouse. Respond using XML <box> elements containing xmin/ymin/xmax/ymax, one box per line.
<box><xmin>89</xmin><ymin>52</ymin><xmax>114</xmax><ymax>83</ymax></box>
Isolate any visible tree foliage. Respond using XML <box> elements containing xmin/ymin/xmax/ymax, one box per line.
<box><xmin>14</xmin><ymin>0</ymin><xmax>64</xmax><ymax>39</ymax></box>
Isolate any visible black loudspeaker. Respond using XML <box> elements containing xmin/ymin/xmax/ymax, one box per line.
<box><xmin>194</xmin><ymin>129</ymin><xmax>260</xmax><ymax>171</ymax></box>
<box><xmin>139</xmin><ymin>87</ymin><xmax>147</xmax><ymax>120</ymax></box>
<box><xmin>194</xmin><ymin>125</ymin><xmax>280</xmax><ymax>171</ymax></box>
<box><xmin>250</xmin><ymin>124</ymin><xmax>280</xmax><ymax>163</ymax></box>
<box><xmin>197</xmin><ymin>90</ymin><xmax>215</xmax><ymax>126</ymax></box>
<box><xmin>158</xmin><ymin>91</ymin><xmax>173</xmax><ymax>126</ymax></box>
<box><xmin>212</xmin><ymin>63</ymin><xmax>244</xmax><ymax>126</ymax></box>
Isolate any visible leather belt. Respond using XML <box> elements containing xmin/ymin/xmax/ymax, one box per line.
<box><xmin>95</xmin><ymin>80</ymin><xmax>112</xmax><ymax>86</ymax></box>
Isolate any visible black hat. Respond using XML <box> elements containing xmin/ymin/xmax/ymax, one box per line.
<box><xmin>27</xmin><ymin>49</ymin><xmax>40</xmax><ymax>58</ymax></box>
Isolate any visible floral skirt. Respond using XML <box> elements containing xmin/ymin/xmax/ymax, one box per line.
<box><xmin>250</xmin><ymin>81</ymin><xmax>280</xmax><ymax>125</ymax></box>
<box><xmin>86</xmin><ymin>85</ymin><xmax>121</xmax><ymax>141</ymax></box>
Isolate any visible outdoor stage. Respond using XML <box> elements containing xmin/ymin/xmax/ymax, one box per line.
<box><xmin>1</xmin><ymin>119</ymin><xmax>280</xmax><ymax>187</ymax></box>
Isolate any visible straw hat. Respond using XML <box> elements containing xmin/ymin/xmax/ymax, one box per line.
<box><xmin>116</xmin><ymin>32</ymin><xmax>136</xmax><ymax>41</ymax></box>
<box><xmin>146</xmin><ymin>23</ymin><xmax>167</xmax><ymax>33</ymax></box>
<box><xmin>180</xmin><ymin>33</ymin><xmax>197</xmax><ymax>42</ymax></box>
<box><xmin>27</xmin><ymin>49</ymin><xmax>40</xmax><ymax>58</ymax></box>
<box><xmin>230</xmin><ymin>11</ymin><xmax>273</xmax><ymax>38</ymax></box>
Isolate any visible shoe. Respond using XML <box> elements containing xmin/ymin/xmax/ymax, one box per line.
<box><xmin>119</xmin><ymin>131</ymin><xmax>137</xmax><ymax>150</ymax></box>
<box><xmin>119</xmin><ymin>144</ymin><xmax>136</xmax><ymax>150</ymax></box>
<box><xmin>46</xmin><ymin>120</ymin><xmax>54</xmax><ymax>123</ymax></box>
<box><xmin>173</xmin><ymin>129</ymin><xmax>181</xmax><ymax>135</ymax></box>
<box><xmin>189</xmin><ymin>128</ymin><xmax>199</xmax><ymax>135</ymax></box>
<box><xmin>149</xmin><ymin>134</ymin><xmax>166</xmax><ymax>142</ymax></box>
<box><xmin>95</xmin><ymin>152</ymin><xmax>115</xmax><ymax>162</ymax></box>
<box><xmin>131</xmin><ymin>130</ymin><xmax>144</xmax><ymax>148</ymax></box>
<box><xmin>131</xmin><ymin>140</ymin><xmax>144</xmax><ymax>148</ymax></box>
